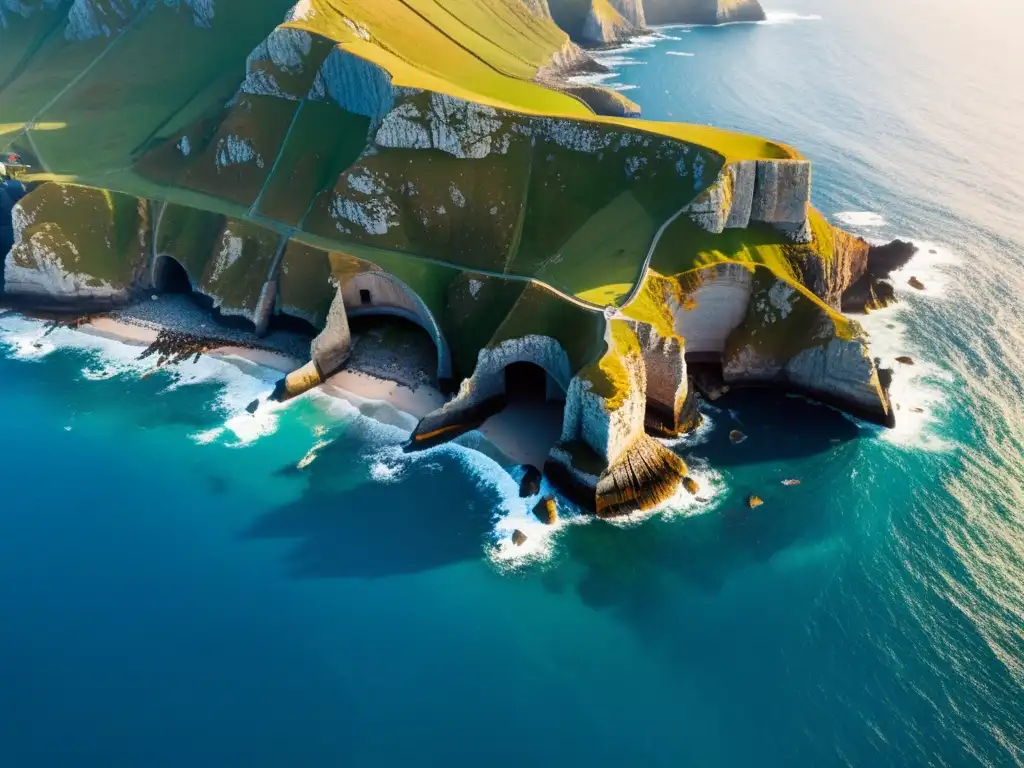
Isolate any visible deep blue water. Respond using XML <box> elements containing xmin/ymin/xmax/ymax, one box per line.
<box><xmin>2</xmin><ymin>2</ymin><xmax>1023</xmax><ymax>765</ymax></box>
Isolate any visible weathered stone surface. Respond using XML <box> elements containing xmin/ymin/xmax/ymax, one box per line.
<box><xmin>670</xmin><ymin>264</ymin><xmax>753</xmax><ymax>356</ymax></box>
<box><xmin>724</xmin><ymin>272</ymin><xmax>893</xmax><ymax>426</ymax></box>
<box><xmin>896</xmin><ymin>356</ymin><xmax>914</xmax><ymax>365</ymax></box>
<box><xmin>747</xmin><ymin>494</ymin><xmax>764</xmax><ymax>509</ymax></box>
<box><xmin>908</xmin><ymin>276</ymin><xmax>925</xmax><ymax>291</ymax></box>
<box><xmin>841</xmin><ymin>239</ymin><xmax>917</xmax><ymax>314</ymax></box>
<box><xmin>682</xmin><ymin>476</ymin><xmax>699</xmax><ymax>495</ymax></box>
<box><xmin>4</xmin><ymin>184</ymin><xmax>149</xmax><ymax>309</ymax></box>
<box><xmin>610</xmin><ymin>0</ymin><xmax>645</xmax><ymax>26</ymax></box>
<box><xmin>310</xmin><ymin>47</ymin><xmax>394</xmax><ymax>118</ymax></box>
<box><xmin>511</xmin><ymin>529</ymin><xmax>528</xmax><ymax>546</ymax></box>
<box><xmin>311</xmin><ymin>288</ymin><xmax>352</xmax><ymax>377</ymax></box>
<box><xmin>633</xmin><ymin>322</ymin><xmax>694</xmax><ymax>437</ymax></box>
<box><xmin>750</xmin><ymin>160</ymin><xmax>811</xmax><ymax>228</ymax></box>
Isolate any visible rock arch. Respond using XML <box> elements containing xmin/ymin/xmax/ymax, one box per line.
<box><xmin>672</xmin><ymin>263</ymin><xmax>753</xmax><ymax>361</ymax></box>
<box><xmin>341</xmin><ymin>271</ymin><xmax>453</xmax><ymax>381</ymax></box>
<box><xmin>411</xmin><ymin>335</ymin><xmax>572</xmax><ymax>445</ymax></box>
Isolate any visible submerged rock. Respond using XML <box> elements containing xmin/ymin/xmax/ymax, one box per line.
<box><xmin>246</xmin><ymin>399</ymin><xmax>260</xmax><ymax>415</ymax></box>
<box><xmin>729</xmin><ymin>429</ymin><xmax>747</xmax><ymax>444</ymax></box>
<box><xmin>511</xmin><ymin>529</ymin><xmax>528</xmax><ymax>546</ymax></box>
<box><xmin>747</xmin><ymin>495</ymin><xmax>764</xmax><ymax>509</ymax></box>
<box><xmin>533</xmin><ymin>497</ymin><xmax>558</xmax><ymax>525</ymax></box>
<box><xmin>781</xmin><ymin>479</ymin><xmax>801</xmax><ymax>487</ymax></box>
<box><xmin>519</xmin><ymin>465</ymin><xmax>542</xmax><ymax>498</ymax></box>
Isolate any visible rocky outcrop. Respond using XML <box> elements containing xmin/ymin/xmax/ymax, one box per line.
<box><xmin>3</xmin><ymin>184</ymin><xmax>149</xmax><ymax>309</ymax></box>
<box><xmin>547</xmin><ymin>0</ymin><xmax>637</xmax><ymax>46</ymax></box>
<box><xmin>273</xmin><ymin>288</ymin><xmax>351</xmax><ymax>402</ymax></box>
<box><xmin>684</xmin><ymin>159</ymin><xmax>811</xmax><ymax>242</ymax></box>
<box><xmin>561</xmin><ymin>84</ymin><xmax>642</xmax><ymax>117</ymax></box>
<box><xmin>610</xmin><ymin>0</ymin><xmax>646</xmax><ymax>26</ymax></box>
<box><xmin>723</xmin><ymin>271</ymin><xmax>894</xmax><ymax>426</ymax></box>
<box><xmin>549</xmin><ymin>322</ymin><xmax>688</xmax><ymax>516</ymax></box>
<box><xmin>633</xmin><ymin>322</ymin><xmax>699</xmax><ymax>436</ymax></box>
<box><xmin>841</xmin><ymin>239</ymin><xmax>919</xmax><ymax>313</ymax></box>
<box><xmin>642</xmin><ymin>0</ymin><xmax>766</xmax><ymax>26</ymax></box>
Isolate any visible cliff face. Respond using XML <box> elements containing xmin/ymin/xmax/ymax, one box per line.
<box><xmin>546</xmin><ymin>0</ymin><xmax>638</xmax><ymax>45</ymax></box>
<box><xmin>0</xmin><ymin>0</ymin><xmax>900</xmax><ymax>520</ymax></box>
<box><xmin>642</xmin><ymin>0</ymin><xmax>766</xmax><ymax>26</ymax></box>
<box><xmin>4</xmin><ymin>185</ymin><xmax>149</xmax><ymax>309</ymax></box>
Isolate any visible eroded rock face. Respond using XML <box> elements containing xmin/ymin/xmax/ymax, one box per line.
<box><xmin>610</xmin><ymin>0</ymin><xmax>646</xmax><ymax>26</ymax></box>
<box><xmin>685</xmin><ymin>159</ymin><xmax>811</xmax><ymax>241</ymax></box>
<box><xmin>4</xmin><ymin>184</ymin><xmax>149</xmax><ymax>309</ymax></box>
<box><xmin>723</xmin><ymin>272</ymin><xmax>893</xmax><ymax>426</ymax></box>
<box><xmin>671</xmin><ymin>264</ymin><xmax>753</xmax><ymax>356</ymax></box>
<box><xmin>633</xmin><ymin>322</ymin><xmax>698</xmax><ymax>436</ymax></box>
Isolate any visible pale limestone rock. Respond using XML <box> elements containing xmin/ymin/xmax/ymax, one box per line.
<box><xmin>750</xmin><ymin>160</ymin><xmax>811</xmax><ymax>227</ymax></box>
<box><xmin>671</xmin><ymin>264</ymin><xmax>752</xmax><ymax>355</ymax></box>
<box><xmin>239</xmin><ymin>27</ymin><xmax>313</xmax><ymax>99</ymax></box>
<box><xmin>311</xmin><ymin>288</ymin><xmax>352</xmax><ymax>377</ymax></box>
<box><xmin>309</xmin><ymin>48</ymin><xmax>394</xmax><ymax>118</ymax></box>
<box><xmin>375</xmin><ymin>92</ymin><xmax>506</xmax><ymax>160</ymax></box>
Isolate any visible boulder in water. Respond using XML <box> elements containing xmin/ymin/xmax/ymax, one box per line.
<box><xmin>511</xmin><ymin>529</ymin><xmax>528</xmax><ymax>547</ymax></box>
<box><xmin>246</xmin><ymin>399</ymin><xmax>260</xmax><ymax>415</ymax></box>
<box><xmin>895</xmin><ymin>356</ymin><xmax>915</xmax><ymax>365</ymax></box>
<box><xmin>747</xmin><ymin>495</ymin><xmax>764</xmax><ymax>509</ymax></box>
<box><xmin>908</xmin><ymin>276</ymin><xmax>926</xmax><ymax>291</ymax></box>
<box><xmin>729</xmin><ymin>430</ymin><xmax>747</xmax><ymax>444</ymax></box>
<box><xmin>519</xmin><ymin>465</ymin><xmax>542</xmax><ymax>498</ymax></box>
<box><xmin>533</xmin><ymin>497</ymin><xmax>558</xmax><ymax>525</ymax></box>
<box><xmin>682</xmin><ymin>476</ymin><xmax>700</xmax><ymax>495</ymax></box>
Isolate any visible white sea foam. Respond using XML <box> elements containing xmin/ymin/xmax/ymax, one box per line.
<box><xmin>567</xmin><ymin>72</ymin><xmax>620</xmax><ymax>86</ymax></box>
<box><xmin>834</xmin><ymin>211</ymin><xmax>887</xmax><ymax>228</ymax></box>
<box><xmin>860</xmin><ymin>308</ymin><xmax>954</xmax><ymax>452</ymax></box>
<box><xmin>666</xmin><ymin>51</ymin><xmax>696</xmax><ymax>57</ymax></box>
<box><xmin>591</xmin><ymin>54</ymin><xmax>644</xmax><ymax>67</ymax></box>
<box><xmin>602</xmin><ymin>456</ymin><xmax>726</xmax><ymax>529</ymax></box>
<box><xmin>0</xmin><ymin>314</ymin><xmax>291</xmax><ymax>448</ymax></box>
<box><xmin>877</xmin><ymin>239</ymin><xmax>962</xmax><ymax>299</ymax></box>
<box><xmin>661</xmin><ymin>409</ymin><xmax>717</xmax><ymax>449</ymax></box>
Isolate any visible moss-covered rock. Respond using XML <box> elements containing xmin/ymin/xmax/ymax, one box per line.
<box><xmin>4</xmin><ymin>183</ymin><xmax>149</xmax><ymax>309</ymax></box>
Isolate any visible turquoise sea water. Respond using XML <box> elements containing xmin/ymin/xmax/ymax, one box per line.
<box><xmin>2</xmin><ymin>1</ymin><xmax>1023</xmax><ymax>765</ymax></box>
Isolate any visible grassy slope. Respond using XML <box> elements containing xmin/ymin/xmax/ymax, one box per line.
<box><xmin>1</xmin><ymin>0</ymin><xmax>833</xmax><ymax>395</ymax></box>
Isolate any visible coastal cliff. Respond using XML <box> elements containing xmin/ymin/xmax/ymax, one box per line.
<box><xmin>0</xmin><ymin>0</ymin><xmax>901</xmax><ymax>520</ymax></box>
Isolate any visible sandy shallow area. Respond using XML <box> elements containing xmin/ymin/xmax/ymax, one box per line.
<box><xmin>82</xmin><ymin>308</ymin><xmax>558</xmax><ymax>471</ymax></box>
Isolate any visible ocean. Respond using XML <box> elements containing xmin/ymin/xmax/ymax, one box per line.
<box><xmin>2</xmin><ymin>1</ymin><xmax>1022</xmax><ymax>765</ymax></box>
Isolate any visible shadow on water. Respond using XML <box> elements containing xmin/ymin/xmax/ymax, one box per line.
<box><xmin>243</xmin><ymin>428</ymin><xmax>496</xmax><ymax>579</ymax></box>
<box><xmin>695</xmin><ymin>390</ymin><xmax>863</xmax><ymax>468</ymax></box>
<box><xmin>553</xmin><ymin>392</ymin><xmax>865</xmax><ymax>623</ymax></box>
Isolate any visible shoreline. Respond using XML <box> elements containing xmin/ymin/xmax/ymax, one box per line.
<box><xmin>79</xmin><ymin>314</ymin><xmax>556</xmax><ymax>469</ymax></box>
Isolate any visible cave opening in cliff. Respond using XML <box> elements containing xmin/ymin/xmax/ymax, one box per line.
<box><xmin>503</xmin><ymin>362</ymin><xmax>552</xmax><ymax>403</ymax></box>
<box><xmin>266</xmin><ymin>311</ymin><xmax>319</xmax><ymax>338</ymax></box>
<box><xmin>155</xmin><ymin>255</ymin><xmax>192</xmax><ymax>295</ymax></box>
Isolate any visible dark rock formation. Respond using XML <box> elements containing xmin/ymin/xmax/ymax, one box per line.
<box><xmin>747</xmin><ymin>494</ymin><xmax>764</xmax><ymax>509</ymax></box>
<box><xmin>842</xmin><ymin>239</ymin><xmax>919</xmax><ymax>313</ymax></box>
<box><xmin>595</xmin><ymin>434</ymin><xmax>686</xmax><ymax>518</ymax></box>
<box><xmin>682</xmin><ymin>476</ymin><xmax>699</xmax><ymax>495</ymax></box>
<box><xmin>896</xmin><ymin>356</ymin><xmax>915</xmax><ymax>365</ymax></box>
<box><xmin>533</xmin><ymin>497</ymin><xmax>559</xmax><ymax>525</ymax></box>
<box><xmin>908</xmin><ymin>276</ymin><xmax>925</xmax><ymax>291</ymax></box>
<box><xmin>729</xmin><ymin>429</ymin><xmax>747</xmax><ymax>444</ymax></box>
<box><xmin>512</xmin><ymin>529</ymin><xmax>528</xmax><ymax>546</ymax></box>
<box><xmin>519</xmin><ymin>465</ymin><xmax>543</xmax><ymax>498</ymax></box>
